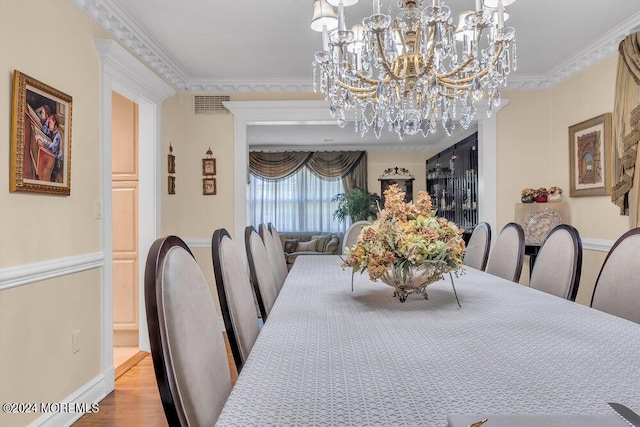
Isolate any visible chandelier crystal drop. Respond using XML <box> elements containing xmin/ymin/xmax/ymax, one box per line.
<box><xmin>310</xmin><ymin>0</ymin><xmax>517</xmax><ymax>139</ymax></box>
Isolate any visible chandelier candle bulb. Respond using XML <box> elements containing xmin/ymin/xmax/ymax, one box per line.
<box><xmin>498</xmin><ymin>0</ymin><xmax>504</xmax><ymax>29</ymax></box>
<box><xmin>322</xmin><ymin>26</ymin><xmax>329</xmax><ymax>51</ymax></box>
<box><xmin>338</xmin><ymin>1</ymin><xmax>346</xmax><ymax>32</ymax></box>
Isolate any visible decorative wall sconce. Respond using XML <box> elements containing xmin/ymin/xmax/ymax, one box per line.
<box><xmin>168</xmin><ymin>142</ymin><xmax>175</xmax><ymax>195</ymax></box>
<box><xmin>202</xmin><ymin>147</ymin><xmax>216</xmax><ymax>195</ymax></box>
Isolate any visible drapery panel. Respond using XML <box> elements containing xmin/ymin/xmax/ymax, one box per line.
<box><xmin>249</xmin><ymin>151</ymin><xmax>367</xmax><ymax>190</ymax></box>
<box><xmin>612</xmin><ymin>32</ymin><xmax>640</xmax><ymax>226</ymax></box>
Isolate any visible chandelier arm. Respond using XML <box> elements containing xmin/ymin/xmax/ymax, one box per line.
<box><xmin>336</xmin><ymin>80</ymin><xmax>376</xmax><ymax>93</ymax></box>
<box><xmin>376</xmin><ymin>31</ymin><xmax>402</xmax><ymax>80</ymax></box>
<box><xmin>439</xmin><ymin>43</ymin><xmax>505</xmax><ymax>85</ymax></box>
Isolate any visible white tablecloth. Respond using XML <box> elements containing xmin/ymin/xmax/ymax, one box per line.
<box><xmin>217</xmin><ymin>255</ymin><xmax>640</xmax><ymax>426</ymax></box>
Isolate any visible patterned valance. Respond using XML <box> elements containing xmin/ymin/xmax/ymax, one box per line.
<box><xmin>249</xmin><ymin>151</ymin><xmax>367</xmax><ymax>191</ymax></box>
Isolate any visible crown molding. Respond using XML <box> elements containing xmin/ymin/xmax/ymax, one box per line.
<box><xmin>507</xmin><ymin>10</ymin><xmax>640</xmax><ymax>90</ymax></box>
<box><xmin>69</xmin><ymin>0</ymin><xmax>189</xmax><ymax>90</ymax></box>
<box><xmin>71</xmin><ymin>2</ymin><xmax>640</xmax><ymax>94</ymax></box>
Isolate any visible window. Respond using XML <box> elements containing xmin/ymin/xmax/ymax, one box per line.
<box><xmin>249</xmin><ymin>166</ymin><xmax>345</xmax><ymax>233</ymax></box>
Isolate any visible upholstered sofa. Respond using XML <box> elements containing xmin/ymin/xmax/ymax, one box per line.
<box><xmin>278</xmin><ymin>231</ymin><xmax>343</xmax><ymax>270</ymax></box>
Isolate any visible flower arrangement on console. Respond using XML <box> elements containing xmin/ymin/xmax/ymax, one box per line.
<box><xmin>548</xmin><ymin>186</ymin><xmax>563</xmax><ymax>202</ymax></box>
<box><xmin>521</xmin><ymin>188</ymin><xmax>535</xmax><ymax>203</ymax></box>
<box><xmin>534</xmin><ymin>187</ymin><xmax>549</xmax><ymax>203</ymax></box>
<box><xmin>343</xmin><ymin>184</ymin><xmax>465</xmax><ymax>303</ymax></box>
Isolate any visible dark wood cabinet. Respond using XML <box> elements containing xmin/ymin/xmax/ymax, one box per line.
<box><xmin>426</xmin><ymin>133</ymin><xmax>478</xmax><ymax>233</ymax></box>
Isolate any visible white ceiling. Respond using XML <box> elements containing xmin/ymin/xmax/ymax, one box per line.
<box><xmin>71</xmin><ymin>0</ymin><xmax>640</xmax><ymax>150</ymax></box>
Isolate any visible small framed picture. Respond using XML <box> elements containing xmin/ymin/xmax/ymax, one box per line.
<box><xmin>168</xmin><ymin>153</ymin><xmax>175</xmax><ymax>174</ymax></box>
<box><xmin>202</xmin><ymin>158</ymin><xmax>216</xmax><ymax>176</ymax></box>
<box><xmin>168</xmin><ymin>176</ymin><xmax>175</xmax><ymax>195</ymax></box>
<box><xmin>203</xmin><ymin>177</ymin><xmax>216</xmax><ymax>195</ymax></box>
<box><xmin>10</xmin><ymin>70</ymin><xmax>73</xmax><ymax>195</ymax></box>
<box><xmin>569</xmin><ymin>113</ymin><xmax>612</xmax><ymax>197</ymax></box>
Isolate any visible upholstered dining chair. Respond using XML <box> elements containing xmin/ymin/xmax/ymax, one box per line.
<box><xmin>245</xmin><ymin>225</ymin><xmax>279</xmax><ymax>320</ymax></box>
<box><xmin>212</xmin><ymin>228</ymin><xmax>261</xmax><ymax>372</ymax></box>
<box><xmin>259</xmin><ymin>223</ymin><xmax>288</xmax><ymax>291</ymax></box>
<box><xmin>342</xmin><ymin>220</ymin><xmax>372</xmax><ymax>253</ymax></box>
<box><xmin>267</xmin><ymin>223</ymin><xmax>289</xmax><ymax>286</ymax></box>
<box><xmin>591</xmin><ymin>227</ymin><xmax>640</xmax><ymax>324</ymax></box>
<box><xmin>144</xmin><ymin>235</ymin><xmax>231</xmax><ymax>426</ymax></box>
<box><xmin>463</xmin><ymin>222</ymin><xmax>491</xmax><ymax>271</ymax></box>
<box><xmin>529</xmin><ymin>224</ymin><xmax>582</xmax><ymax>301</ymax></box>
<box><xmin>485</xmin><ymin>222</ymin><xmax>525</xmax><ymax>283</ymax></box>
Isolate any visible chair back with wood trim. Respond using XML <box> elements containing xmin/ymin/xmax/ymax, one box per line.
<box><xmin>529</xmin><ymin>224</ymin><xmax>582</xmax><ymax>301</ymax></box>
<box><xmin>144</xmin><ymin>235</ymin><xmax>231</xmax><ymax>426</ymax></box>
<box><xmin>267</xmin><ymin>223</ymin><xmax>289</xmax><ymax>288</ymax></box>
<box><xmin>342</xmin><ymin>220</ymin><xmax>372</xmax><ymax>253</ymax></box>
<box><xmin>463</xmin><ymin>222</ymin><xmax>491</xmax><ymax>271</ymax></box>
<box><xmin>591</xmin><ymin>227</ymin><xmax>640</xmax><ymax>323</ymax></box>
<box><xmin>245</xmin><ymin>225</ymin><xmax>279</xmax><ymax>320</ymax></box>
<box><xmin>212</xmin><ymin>228</ymin><xmax>260</xmax><ymax>372</ymax></box>
<box><xmin>259</xmin><ymin>223</ymin><xmax>287</xmax><ymax>291</ymax></box>
<box><xmin>485</xmin><ymin>222</ymin><xmax>525</xmax><ymax>282</ymax></box>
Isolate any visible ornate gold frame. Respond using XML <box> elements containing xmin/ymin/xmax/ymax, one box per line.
<box><xmin>10</xmin><ymin>70</ymin><xmax>73</xmax><ymax>195</ymax></box>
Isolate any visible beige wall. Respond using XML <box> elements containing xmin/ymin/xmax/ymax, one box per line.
<box><xmin>0</xmin><ymin>1</ymin><xmax>107</xmax><ymax>425</ymax></box>
<box><xmin>161</xmin><ymin>93</ymin><xmax>235</xmax><ymax>239</ymax></box>
<box><xmin>498</xmin><ymin>54</ymin><xmax>629</xmax><ymax>300</ymax></box>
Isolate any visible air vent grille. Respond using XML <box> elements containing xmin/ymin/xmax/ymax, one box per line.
<box><xmin>194</xmin><ymin>95</ymin><xmax>230</xmax><ymax>115</ymax></box>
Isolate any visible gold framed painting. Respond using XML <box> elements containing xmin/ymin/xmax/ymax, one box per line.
<box><xmin>10</xmin><ymin>70</ymin><xmax>72</xmax><ymax>195</ymax></box>
<box><xmin>203</xmin><ymin>178</ymin><xmax>216</xmax><ymax>195</ymax></box>
<box><xmin>569</xmin><ymin>113</ymin><xmax>612</xmax><ymax>197</ymax></box>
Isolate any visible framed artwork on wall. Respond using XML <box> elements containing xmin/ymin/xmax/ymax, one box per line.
<box><xmin>569</xmin><ymin>113</ymin><xmax>612</xmax><ymax>197</ymax></box>
<box><xmin>10</xmin><ymin>70</ymin><xmax>73</xmax><ymax>195</ymax></box>
<box><xmin>168</xmin><ymin>176</ymin><xmax>175</xmax><ymax>195</ymax></box>
<box><xmin>203</xmin><ymin>178</ymin><xmax>216</xmax><ymax>195</ymax></box>
<box><xmin>202</xmin><ymin>158</ymin><xmax>216</xmax><ymax>176</ymax></box>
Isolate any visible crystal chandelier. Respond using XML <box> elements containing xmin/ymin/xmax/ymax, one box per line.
<box><xmin>311</xmin><ymin>0</ymin><xmax>517</xmax><ymax>139</ymax></box>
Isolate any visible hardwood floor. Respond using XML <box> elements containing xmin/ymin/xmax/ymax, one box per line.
<box><xmin>75</xmin><ymin>334</ymin><xmax>238</xmax><ymax>425</ymax></box>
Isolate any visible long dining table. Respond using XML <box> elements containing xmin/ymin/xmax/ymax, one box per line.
<box><xmin>216</xmin><ymin>255</ymin><xmax>640</xmax><ymax>426</ymax></box>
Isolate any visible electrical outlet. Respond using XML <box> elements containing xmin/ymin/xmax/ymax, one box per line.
<box><xmin>72</xmin><ymin>330</ymin><xmax>80</xmax><ymax>354</ymax></box>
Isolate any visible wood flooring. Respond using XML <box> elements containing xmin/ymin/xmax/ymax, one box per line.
<box><xmin>74</xmin><ymin>334</ymin><xmax>238</xmax><ymax>426</ymax></box>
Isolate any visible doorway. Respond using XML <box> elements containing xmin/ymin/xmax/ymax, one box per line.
<box><xmin>111</xmin><ymin>91</ymin><xmax>143</xmax><ymax>376</ymax></box>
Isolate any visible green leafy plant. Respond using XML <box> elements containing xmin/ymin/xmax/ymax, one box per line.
<box><xmin>332</xmin><ymin>187</ymin><xmax>382</xmax><ymax>223</ymax></box>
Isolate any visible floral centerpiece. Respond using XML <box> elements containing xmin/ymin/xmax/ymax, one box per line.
<box><xmin>343</xmin><ymin>184</ymin><xmax>465</xmax><ymax>303</ymax></box>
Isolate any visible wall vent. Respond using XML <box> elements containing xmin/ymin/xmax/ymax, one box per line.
<box><xmin>194</xmin><ymin>95</ymin><xmax>230</xmax><ymax>115</ymax></box>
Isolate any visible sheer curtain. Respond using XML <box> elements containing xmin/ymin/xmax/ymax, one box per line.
<box><xmin>249</xmin><ymin>166</ymin><xmax>346</xmax><ymax>233</ymax></box>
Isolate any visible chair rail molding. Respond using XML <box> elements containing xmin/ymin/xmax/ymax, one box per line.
<box><xmin>0</xmin><ymin>252</ymin><xmax>104</xmax><ymax>292</ymax></box>
<box><xmin>582</xmin><ymin>238</ymin><xmax>615</xmax><ymax>252</ymax></box>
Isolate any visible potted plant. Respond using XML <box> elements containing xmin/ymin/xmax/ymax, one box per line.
<box><xmin>534</xmin><ymin>187</ymin><xmax>549</xmax><ymax>203</ymax></box>
<box><xmin>332</xmin><ymin>187</ymin><xmax>382</xmax><ymax>223</ymax></box>
<box><xmin>548</xmin><ymin>186</ymin><xmax>563</xmax><ymax>202</ymax></box>
<box><xmin>521</xmin><ymin>188</ymin><xmax>535</xmax><ymax>203</ymax></box>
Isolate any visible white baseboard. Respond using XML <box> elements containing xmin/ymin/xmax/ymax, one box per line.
<box><xmin>28</xmin><ymin>374</ymin><xmax>107</xmax><ymax>427</ymax></box>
